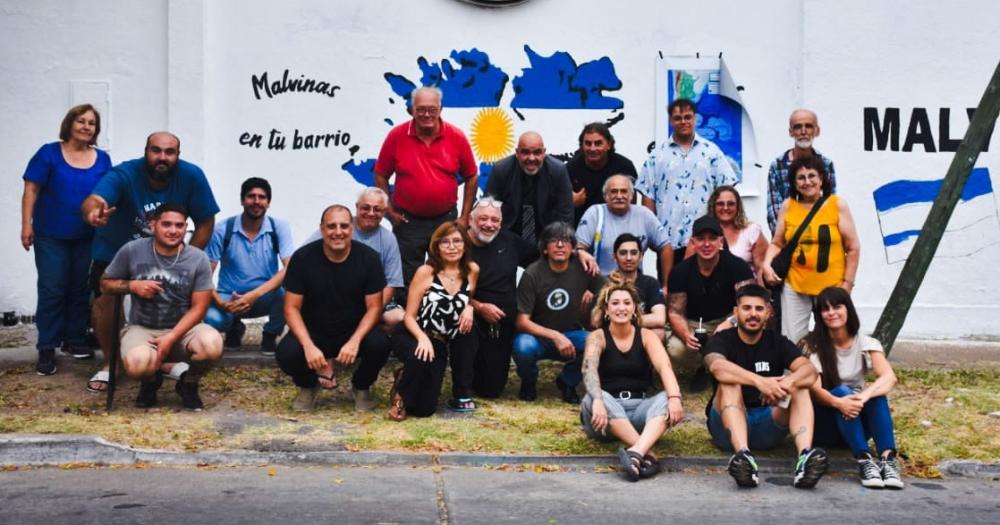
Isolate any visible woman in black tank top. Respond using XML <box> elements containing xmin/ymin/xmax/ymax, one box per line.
<box><xmin>580</xmin><ymin>276</ymin><xmax>685</xmax><ymax>481</ymax></box>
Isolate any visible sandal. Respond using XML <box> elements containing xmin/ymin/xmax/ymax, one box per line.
<box><xmin>617</xmin><ymin>447</ymin><xmax>642</xmax><ymax>482</ymax></box>
<box><xmin>387</xmin><ymin>368</ymin><xmax>406</xmax><ymax>421</ymax></box>
<box><xmin>86</xmin><ymin>370</ymin><xmax>110</xmax><ymax>393</ymax></box>
<box><xmin>316</xmin><ymin>366</ymin><xmax>338</xmax><ymax>389</ymax></box>
<box><xmin>639</xmin><ymin>454</ymin><xmax>661</xmax><ymax>479</ymax></box>
<box><xmin>447</xmin><ymin>397</ymin><xmax>477</xmax><ymax>413</ymax></box>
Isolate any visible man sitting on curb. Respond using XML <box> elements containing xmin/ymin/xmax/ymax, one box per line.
<box><xmin>514</xmin><ymin>222</ymin><xmax>604</xmax><ymax>403</ymax></box>
<box><xmin>100</xmin><ymin>203</ymin><xmax>222</xmax><ymax>410</ymax></box>
<box><xmin>277</xmin><ymin>205</ymin><xmax>391</xmax><ymax>412</ymax></box>
<box><xmin>205</xmin><ymin>177</ymin><xmax>293</xmax><ymax>356</ymax></box>
<box><xmin>702</xmin><ymin>284</ymin><xmax>828</xmax><ymax>489</ymax></box>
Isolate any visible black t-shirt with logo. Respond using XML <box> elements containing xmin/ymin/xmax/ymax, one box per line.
<box><xmin>702</xmin><ymin>328</ymin><xmax>803</xmax><ymax>409</ymax></box>
<box><xmin>516</xmin><ymin>257</ymin><xmax>605</xmax><ymax>332</ymax></box>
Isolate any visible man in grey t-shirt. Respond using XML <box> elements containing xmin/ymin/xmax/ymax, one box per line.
<box><xmin>102</xmin><ymin>203</ymin><xmax>222</xmax><ymax>411</ymax></box>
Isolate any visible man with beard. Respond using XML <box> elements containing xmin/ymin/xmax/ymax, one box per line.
<box><xmin>702</xmin><ymin>284</ymin><xmax>827</xmax><ymax>489</ymax></box>
<box><xmin>81</xmin><ymin>132</ymin><xmax>219</xmax><ymax>393</ymax></box>
<box><xmin>566</xmin><ymin>122</ymin><xmax>637</xmax><ymax>226</ymax></box>
<box><xmin>453</xmin><ymin>197</ymin><xmax>539</xmax><ymax>399</ymax></box>
<box><xmin>575</xmin><ymin>175</ymin><xmax>672</xmax><ymax>294</ymax></box>
<box><xmin>100</xmin><ymin>203</ymin><xmax>221</xmax><ymax>411</ymax></box>
<box><xmin>204</xmin><ymin>178</ymin><xmax>293</xmax><ymax>356</ymax></box>
<box><xmin>486</xmin><ymin>131</ymin><xmax>574</xmax><ymax>244</ymax></box>
<box><xmin>766</xmin><ymin>109</ymin><xmax>837</xmax><ymax>234</ymax></box>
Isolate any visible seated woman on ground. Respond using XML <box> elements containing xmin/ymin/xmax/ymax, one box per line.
<box><xmin>388</xmin><ymin>221</ymin><xmax>479</xmax><ymax>420</ymax></box>
<box><xmin>801</xmin><ymin>286</ymin><xmax>904</xmax><ymax>489</ymax></box>
<box><xmin>580</xmin><ymin>275</ymin><xmax>684</xmax><ymax>481</ymax></box>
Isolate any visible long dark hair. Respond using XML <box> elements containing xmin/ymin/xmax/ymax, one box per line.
<box><xmin>802</xmin><ymin>286</ymin><xmax>861</xmax><ymax>389</ymax></box>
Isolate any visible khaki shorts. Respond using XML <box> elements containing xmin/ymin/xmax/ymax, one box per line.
<box><xmin>666</xmin><ymin>317</ymin><xmax>724</xmax><ymax>373</ymax></box>
<box><xmin>120</xmin><ymin>323</ymin><xmax>216</xmax><ymax>363</ymax></box>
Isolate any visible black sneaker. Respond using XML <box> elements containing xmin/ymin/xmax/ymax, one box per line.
<box><xmin>857</xmin><ymin>453</ymin><xmax>884</xmax><ymax>488</ymax></box>
<box><xmin>555</xmin><ymin>376</ymin><xmax>580</xmax><ymax>404</ymax></box>
<box><xmin>61</xmin><ymin>342</ymin><xmax>95</xmax><ymax>359</ymax></box>
<box><xmin>224</xmin><ymin>321</ymin><xmax>246</xmax><ymax>349</ymax></box>
<box><xmin>35</xmin><ymin>349</ymin><xmax>57</xmax><ymax>376</ymax></box>
<box><xmin>793</xmin><ymin>447</ymin><xmax>829</xmax><ymax>489</ymax></box>
<box><xmin>880</xmin><ymin>451</ymin><xmax>905</xmax><ymax>489</ymax></box>
<box><xmin>260</xmin><ymin>332</ymin><xmax>278</xmax><ymax>357</ymax></box>
<box><xmin>728</xmin><ymin>449</ymin><xmax>759</xmax><ymax>488</ymax></box>
<box><xmin>518</xmin><ymin>381</ymin><xmax>537</xmax><ymax>401</ymax></box>
<box><xmin>689</xmin><ymin>366</ymin><xmax>710</xmax><ymax>393</ymax></box>
<box><xmin>135</xmin><ymin>373</ymin><xmax>163</xmax><ymax>408</ymax></box>
<box><xmin>175</xmin><ymin>381</ymin><xmax>204</xmax><ymax>411</ymax></box>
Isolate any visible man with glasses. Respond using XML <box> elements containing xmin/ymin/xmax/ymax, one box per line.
<box><xmin>455</xmin><ymin>197</ymin><xmax>539</xmax><ymax>399</ymax></box>
<box><xmin>374</xmin><ymin>86</ymin><xmax>479</xmax><ymax>286</ymax></box>
<box><xmin>485</xmin><ymin>131</ymin><xmax>574</xmax><ymax>244</ymax></box>
<box><xmin>766</xmin><ymin>109</ymin><xmax>836</xmax><ymax>234</ymax></box>
<box><xmin>636</xmin><ymin>99</ymin><xmax>737</xmax><ymax>282</ymax></box>
<box><xmin>610</xmin><ymin>233</ymin><xmax>667</xmax><ymax>341</ymax></box>
<box><xmin>513</xmin><ymin>222</ymin><xmax>604</xmax><ymax>403</ymax></box>
<box><xmin>352</xmin><ymin>187</ymin><xmax>405</xmax><ymax>330</ymax></box>
<box><xmin>574</xmin><ymin>175</ymin><xmax>672</xmax><ymax>294</ymax></box>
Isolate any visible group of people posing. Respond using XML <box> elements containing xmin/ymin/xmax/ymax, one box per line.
<box><xmin>21</xmin><ymin>86</ymin><xmax>901</xmax><ymax>489</ymax></box>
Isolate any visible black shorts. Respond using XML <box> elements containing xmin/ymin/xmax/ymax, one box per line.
<box><xmin>88</xmin><ymin>259</ymin><xmax>110</xmax><ymax>297</ymax></box>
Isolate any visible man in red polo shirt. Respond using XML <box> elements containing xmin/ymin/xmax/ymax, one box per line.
<box><xmin>374</xmin><ymin>86</ymin><xmax>479</xmax><ymax>285</ymax></box>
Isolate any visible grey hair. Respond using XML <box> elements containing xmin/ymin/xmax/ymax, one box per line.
<box><xmin>470</xmin><ymin>195</ymin><xmax>503</xmax><ymax>220</ymax></box>
<box><xmin>601</xmin><ymin>174</ymin><xmax>635</xmax><ymax>196</ymax></box>
<box><xmin>789</xmin><ymin>108</ymin><xmax>819</xmax><ymax>126</ymax></box>
<box><xmin>538</xmin><ymin>221</ymin><xmax>577</xmax><ymax>253</ymax></box>
<box><xmin>411</xmin><ymin>86</ymin><xmax>443</xmax><ymax>106</ymax></box>
<box><xmin>357</xmin><ymin>186</ymin><xmax>389</xmax><ymax>207</ymax></box>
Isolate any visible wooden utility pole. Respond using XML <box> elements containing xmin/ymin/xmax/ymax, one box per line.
<box><xmin>874</xmin><ymin>61</ymin><xmax>1000</xmax><ymax>354</ymax></box>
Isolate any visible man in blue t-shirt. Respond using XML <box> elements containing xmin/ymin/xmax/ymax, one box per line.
<box><xmin>80</xmin><ymin>132</ymin><xmax>219</xmax><ymax>393</ymax></box>
<box><xmin>204</xmin><ymin>177</ymin><xmax>293</xmax><ymax>356</ymax></box>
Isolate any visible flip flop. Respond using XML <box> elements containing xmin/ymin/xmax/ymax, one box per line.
<box><xmin>316</xmin><ymin>372</ymin><xmax>338</xmax><ymax>390</ymax></box>
<box><xmin>617</xmin><ymin>447</ymin><xmax>642</xmax><ymax>482</ymax></box>
<box><xmin>86</xmin><ymin>370</ymin><xmax>110</xmax><ymax>393</ymax></box>
<box><xmin>447</xmin><ymin>397</ymin><xmax>477</xmax><ymax>413</ymax></box>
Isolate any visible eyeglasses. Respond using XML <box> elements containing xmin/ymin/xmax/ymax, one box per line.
<box><xmin>714</xmin><ymin>201</ymin><xmax>737</xmax><ymax>208</ymax></box>
<box><xmin>413</xmin><ymin>106</ymin><xmax>440</xmax><ymax>116</ymax></box>
<box><xmin>358</xmin><ymin>205</ymin><xmax>385</xmax><ymax>214</ymax></box>
<box><xmin>473</xmin><ymin>199</ymin><xmax>503</xmax><ymax>210</ymax></box>
<box><xmin>546</xmin><ymin>237</ymin><xmax>573</xmax><ymax>245</ymax></box>
<box><xmin>439</xmin><ymin>238</ymin><xmax>465</xmax><ymax>247</ymax></box>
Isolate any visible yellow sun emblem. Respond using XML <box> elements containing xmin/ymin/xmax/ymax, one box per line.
<box><xmin>469</xmin><ymin>107</ymin><xmax>514</xmax><ymax>163</ymax></box>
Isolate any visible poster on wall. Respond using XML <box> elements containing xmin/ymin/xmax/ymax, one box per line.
<box><xmin>654</xmin><ymin>55</ymin><xmax>762</xmax><ymax>195</ymax></box>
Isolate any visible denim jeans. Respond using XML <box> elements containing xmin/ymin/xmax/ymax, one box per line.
<box><xmin>813</xmin><ymin>384</ymin><xmax>897</xmax><ymax>456</ymax></box>
<box><xmin>33</xmin><ymin>236</ymin><xmax>91</xmax><ymax>351</ymax></box>
<box><xmin>512</xmin><ymin>329</ymin><xmax>588</xmax><ymax>386</ymax></box>
<box><xmin>204</xmin><ymin>288</ymin><xmax>285</xmax><ymax>336</ymax></box>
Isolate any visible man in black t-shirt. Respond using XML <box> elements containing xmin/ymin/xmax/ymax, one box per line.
<box><xmin>611</xmin><ymin>233</ymin><xmax>666</xmax><ymax>340</ymax></box>
<box><xmin>566</xmin><ymin>122</ymin><xmax>638</xmax><ymax>226</ymax></box>
<box><xmin>666</xmin><ymin>215</ymin><xmax>754</xmax><ymax>389</ymax></box>
<box><xmin>701</xmin><ymin>285</ymin><xmax>827</xmax><ymax>489</ymax></box>
<box><xmin>277</xmin><ymin>205</ymin><xmax>391</xmax><ymax>412</ymax></box>
<box><xmin>455</xmin><ymin>197</ymin><xmax>539</xmax><ymax>399</ymax></box>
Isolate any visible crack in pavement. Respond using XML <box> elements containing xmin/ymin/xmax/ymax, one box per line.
<box><xmin>433</xmin><ymin>457</ymin><xmax>450</xmax><ymax>525</ymax></box>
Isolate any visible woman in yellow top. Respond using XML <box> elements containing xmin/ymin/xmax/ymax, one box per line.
<box><xmin>762</xmin><ymin>156</ymin><xmax>860</xmax><ymax>343</ymax></box>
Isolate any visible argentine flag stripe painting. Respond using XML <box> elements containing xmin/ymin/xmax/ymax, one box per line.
<box><xmin>873</xmin><ymin>168</ymin><xmax>1000</xmax><ymax>263</ymax></box>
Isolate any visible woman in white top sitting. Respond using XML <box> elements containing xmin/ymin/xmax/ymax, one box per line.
<box><xmin>801</xmin><ymin>286</ymin><xmax>904</xmax><ymax>489</ymax></box>
<box><xmin>686</xmin><ymin>185</ymin><xmax>766</xmax><ymax>283</ymax></box>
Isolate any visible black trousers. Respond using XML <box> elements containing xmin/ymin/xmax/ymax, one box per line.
<box><xmin>391</xmin><ymin>330</ymin><xmax>474</xmax><ymax>417</ymax></box>
<box><xmin>276</xmin><ymin>329</ymin><xmax>391</xmax><ymax>390</ymax></box>
<box><xmin>392</xmin><ymin>208</ymin><xmax>457</xmax><ymax>286</ymax></box>
<box><xmin>455</xmin><ymin>315</ymin><xmax>514</xmax><ymax>399</ymax></box>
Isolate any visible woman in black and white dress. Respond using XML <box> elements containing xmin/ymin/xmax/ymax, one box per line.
<box><xmin>388</xmin><ymin>221</ymin><xmax>479</xmax><ymax>420</ymax></box>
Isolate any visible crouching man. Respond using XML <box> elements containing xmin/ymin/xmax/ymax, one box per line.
<box><xmin>101</xmin><ymin>203</ymin><xmax>222</xmax><ymax>410</ymax></box>
<box><xmin>702</xmin><ymin>284</ymin><xmax>828</xmax><ymax>489</ymax></box>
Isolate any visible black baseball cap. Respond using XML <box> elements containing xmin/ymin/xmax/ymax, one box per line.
<box><xmin>692</xmin><ymin>215</ymin><xmax>722</xmax><ymax>236</ymax></box>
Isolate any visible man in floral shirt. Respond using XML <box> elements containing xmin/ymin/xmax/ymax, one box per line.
<box><xmin>637</xmin><ymin>98</ymin><xmax>737</xmax><ymax>285</ymax></box>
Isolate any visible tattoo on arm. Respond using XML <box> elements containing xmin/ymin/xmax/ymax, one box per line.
<box><xmin>668</xmin><ymin>293</ymin><xmax>687</xmax><ymax>316</ymax></box>
<box><xmin>734</xmin><ymin>278</ymin><xmax>755</xmax><ymax>290</ymax></box>
<box><xmin>581</xmin><ymin>335</ymin><xmax>604</xmax><ymax>400</ymax></box>
<box><xmin>704</xmin><ymin>352</ymin><xmax>725</xmax><ymax>368</ymax></box>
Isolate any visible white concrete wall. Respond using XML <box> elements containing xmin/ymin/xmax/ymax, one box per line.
<box><xmin>2</xmin><ymin>0</ymin><xmax>998</xmax><ymax>338</ymax></box>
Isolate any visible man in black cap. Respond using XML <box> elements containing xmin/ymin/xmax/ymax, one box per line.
<box><xmin>666</xmin><ymin>215</ymin><xmax>755</xmax><ymax>391</ymax></box>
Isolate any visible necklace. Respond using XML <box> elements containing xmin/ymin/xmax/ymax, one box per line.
<box><xmin>152</xmin><ymin>241</ymin><xmax>182</xmax><ymax>269</ymax></box>
<box><xmin>439</xmin><ymin>270</ymin><xmax>459</xmax><ymax>286</ymax></box>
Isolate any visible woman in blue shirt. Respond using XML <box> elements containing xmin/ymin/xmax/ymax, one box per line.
<box><xmin>21</xmin><ymin>104</ymin><xmax>111</xmax><ymax>375</ymax></box>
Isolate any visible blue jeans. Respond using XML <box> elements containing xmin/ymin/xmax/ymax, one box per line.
<box><xmin>512</xmin><ymin>329</ymin><xmax>588</xmax><ymax>386</ymax></box>
<box><xmin>33</xmin><ymin>236</ymin><xmax>91</xmax><ymax>351</ymax></box>
<box><xmin>204</xmin><ymin>288</ymin><xmax>285</xmax><ymax>336</ymax></box>
<box><xmin>708</xmin><ymin>405</ymin><xmax>789</xmax><ymax>451</ymax></box>
<box><xmin>813</xmin><ymin>384</ymin><xmax>897</xmax><ymax>456</ymax></box>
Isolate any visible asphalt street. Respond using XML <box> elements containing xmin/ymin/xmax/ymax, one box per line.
<box><xmin>1</xmin><ymin>464</ymin><xmax>997</xmax><ymax>525</ymax></box>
